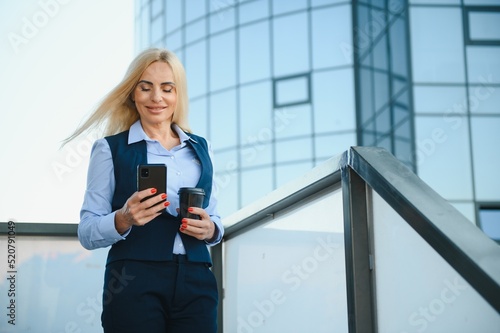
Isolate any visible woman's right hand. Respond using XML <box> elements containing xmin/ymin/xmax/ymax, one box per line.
<box><xmin>114</xmin><ymin>188</ymin><xmax>169</xmax><ymax>234</ymax></box>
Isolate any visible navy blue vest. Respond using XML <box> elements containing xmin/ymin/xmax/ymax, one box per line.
<box><xmin>104</xmin><ymin>130</ymin><xmax>214</xmax><ymax>265</ymax></box>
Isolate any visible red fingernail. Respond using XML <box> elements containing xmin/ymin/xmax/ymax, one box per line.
<box><xmin>180</xmin><ymin>225</ymin><xmax>186</xmax><ymax>230</ymax></box>
<box><xmin>161</xmin><ymin>194</ymin><xmax>167</xmax><ymax>199</ymax></box>
<box><xmin>188</xmin><ymin>207</ymin><xmax>194</xmax><ymax>212</ymax></box>
<box><xmin>151</xmin><ymin>188</ymin><xmax>157</xmax><ymax>194</ymax></box>
<box><xmin>182</xmin><ymin>218</ymin><xmax>187</xmax><ymax>223</ymax></box>
<box><xmin>164</xmin><ymin>202</ymin><xmax>169</xmax><ymax>207</ymax></box>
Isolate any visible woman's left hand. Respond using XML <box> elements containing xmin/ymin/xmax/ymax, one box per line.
<box><xmin>179</xmin><ymin>207</ymin><xmax>216</xmax><ymax>241</ymax></box>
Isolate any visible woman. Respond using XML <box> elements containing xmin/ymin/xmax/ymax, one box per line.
<box><xmin>65</xmin><ymin>48</ymin><xmax>223</xmax><ymax>332</ymax></box>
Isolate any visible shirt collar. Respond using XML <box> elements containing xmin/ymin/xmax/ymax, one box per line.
<box><xmin>128</xmin><ymin>120</ymin><xmax>193</xmax><ymax>145</ymax></box>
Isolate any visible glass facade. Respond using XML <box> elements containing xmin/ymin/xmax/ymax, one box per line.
<box><xmin>134</xmin><ymin>0</ymin><xmax>500</xmax><ymax>236</ymax></box>
<box><xmin>409</xmin><ymin>0</ymin><xmax>500</xmax><ymax>231</ymax></box>
<box><xmin>354</xmin><ymin>1</ymin><xmax>415</xmax><ymax>168</ymax></box>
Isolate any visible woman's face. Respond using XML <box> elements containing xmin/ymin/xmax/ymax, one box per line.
<box><xmin>132</xmin><ymin>61</ymin><xmax>177</xmax><ymax>127</ymax></box>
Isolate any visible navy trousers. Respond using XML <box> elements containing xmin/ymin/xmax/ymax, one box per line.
<box><xmin>101</xmin><ymin>256</ymin><xmax>218</xmax><ymax>333</ymax></box>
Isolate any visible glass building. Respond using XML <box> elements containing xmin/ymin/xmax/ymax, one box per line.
<box><xmin>0</xmin><ymin>3</ymin><xmax>499</xmax><ymax>333</ymax></box>
<box><xmin>134</xmin><ymin>0</ymin><xmax>500</xmax><ymax>239</ymax></box>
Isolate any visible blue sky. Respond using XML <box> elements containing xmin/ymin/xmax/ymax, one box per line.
<box><xmin>0</xmin><ymin>0</ymin><xmax>134</xmax><ymax>223</ymax></box>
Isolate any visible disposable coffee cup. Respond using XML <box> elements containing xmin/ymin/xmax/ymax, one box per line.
<box><xmin>178</xmin><ymin>187</ymin><xmax>205</xmax><ymax>219</ymax></box>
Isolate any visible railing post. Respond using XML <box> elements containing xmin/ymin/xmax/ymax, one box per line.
<box><xmin>211</xmin><ymin>242</ymin><xmax>224</xmax><ymax>333</ymax></box>
<box><xmin>342</xmin><ymin>165</ymin><xmax>377</xmax><ymax>333</ymax></box>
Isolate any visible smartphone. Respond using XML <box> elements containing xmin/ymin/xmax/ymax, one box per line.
<box><xmin>137</xmin><ymin>164</ymin><xmax>167</xmax><ymax>206</ymax></box>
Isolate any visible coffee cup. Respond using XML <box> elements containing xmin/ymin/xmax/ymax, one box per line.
<box><xmin>178</xmin><ymin>187</ymin><xmax>205</xmax><ymax>219</ymax></box>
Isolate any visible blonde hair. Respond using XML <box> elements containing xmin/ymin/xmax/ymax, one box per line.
<box><xmin>64</xmin><ymin>48</ymin><xmax>190</xmax><ymax>144</ymax></box>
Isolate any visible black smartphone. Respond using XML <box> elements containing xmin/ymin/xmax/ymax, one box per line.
<box><xmin>137</xmin><ymin>164</ymin><xmax>167</xmax><ymax>206</ymax></box>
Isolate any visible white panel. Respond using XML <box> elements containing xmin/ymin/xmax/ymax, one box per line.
<box><xmin>0</xmin><ymin>235</ymin><xmax>108</xmax><ymax>332</ymax></box>
<box><xmin>371</xmin><ymin>190</ymin><xmax>500</xmax><ymax>333</ymax></box>
<box><xmin>223</xmin><ymin>186</ymin><xmax>348</xmax><ymax>332</ymax></box>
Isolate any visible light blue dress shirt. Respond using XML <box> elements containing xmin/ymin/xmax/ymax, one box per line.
<box><xmin>78</xmin><ymin>120</ymin><xmax>223</xmax><ymax>253</ymax></box>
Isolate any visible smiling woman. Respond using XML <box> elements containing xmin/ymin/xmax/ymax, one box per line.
<box><xmin>64</xmin><ymin>47</ymin><xmax>224</xmax><ymax>332</ymax></box>
<box><xmin>63</xmin><ymin>48</ymin><xmax>191</xmax><ymax>142</ymax></box>
<box><xmin>132</xmin><ymin>63</ymin><xmax>178</xmax><ymax>148</ymax></box>
<box><xmin>0</xmin><ymin>0</ymin><xmax>134</xmax><ymax>224</ymax></box>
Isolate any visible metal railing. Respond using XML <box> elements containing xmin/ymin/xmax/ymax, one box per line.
<box><xmin>2</xmin><ymin>147</ymin><xmax>499</xmax><ymax>333</ymax></box>
<box><xmin>213</xmin><ymin>146</ymin><xmax>500</xmax><ymax>333</ymax></box>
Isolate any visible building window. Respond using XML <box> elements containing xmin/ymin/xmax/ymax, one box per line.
<box><xmin>273</xmin><ymin>73</ymin><xmax>311</xmax><ymax>108</ymax></box>
<box><xmin>478</xmin><ymin>206</ymin><xmax>500</xmax><ymax>243</ymax></box>
<box><xmin>464</xmin><ymin>7</ymin><xmax>500</xmax><ymax>45</ymax></box>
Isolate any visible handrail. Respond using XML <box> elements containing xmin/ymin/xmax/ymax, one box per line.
<box><xmin>219</xmin><ymin>146</ymin><xmax>500</xmax><ymax>333</ymax></box>
<box><xmin>223</xmin><ymin>153</ymin><xmax>344</xmax><ymax>238</ymax></box>
<box><xmin>0</xmin><ymin>222</ymin><xmax>77</xmax><ymax>236</ymax></box>
<box><xmin>346</xmin><ymin>146</ymin><xmax>500</xmax><ymax>312</ymax></box>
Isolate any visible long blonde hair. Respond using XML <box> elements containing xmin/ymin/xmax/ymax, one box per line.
<box><xmin>64</xmin><ymin>48</ymin><xmax>190</xmax><ymax>144</ymax></box>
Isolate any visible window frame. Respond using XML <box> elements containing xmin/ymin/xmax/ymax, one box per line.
<box><xmin>463</xmin><ymin>6</ymin><xmax>500</xmax><ymax>46</ymax></box>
